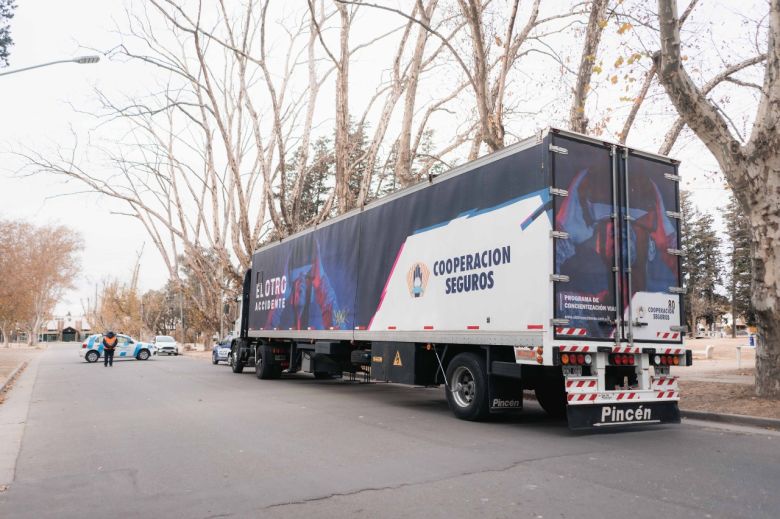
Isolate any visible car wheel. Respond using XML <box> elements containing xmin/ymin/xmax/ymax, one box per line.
<box><xmin>137</xmin><ymin>349</ymin><xmax>151</xmax><ymax>361</ymax></box>
<box><xmin>445</xmin><ymin>352</ymin><xmax>490</xmax><ymax>421</ymax></box>
<box><xmin>212</xmin><ymin>353</ymin><xmax>219</xmax><ymax>365</ymax></box>
<box><xmin>85</xmin><ymin>350</ymin><xmax>99</xmax><ymax>363</ymax></box>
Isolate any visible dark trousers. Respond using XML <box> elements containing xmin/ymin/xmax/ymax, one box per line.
<box><xmin>104</xmin><ymin>349</ymin><xmax>115</xmax><ymax>366</ymax></box>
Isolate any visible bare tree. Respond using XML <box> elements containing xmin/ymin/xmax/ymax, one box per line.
<box><xmin>569</xmin><ymin>0</ymin><xmax>609</xmax><ymax>133</ymax></box>
<box><xmin>654</xmin><ymin>0</ymin><xmax>780</xmax><ymax>397</ymax></box>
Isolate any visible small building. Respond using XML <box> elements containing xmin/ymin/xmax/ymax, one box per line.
<box><xmin>39</xmin><ymin>313</ymin><xmax>92</xmax><ymax>342</ymax></box>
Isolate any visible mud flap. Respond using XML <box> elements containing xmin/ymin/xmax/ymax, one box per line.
<box><xmin>567</xmin><ymin>402</ymin><xmax>680</xmax><ymax>430</ymax></box>
<box><xmin>488</xmin><ymin>375</ymin><xmax>523</xmax><ymax>414</ymax></box>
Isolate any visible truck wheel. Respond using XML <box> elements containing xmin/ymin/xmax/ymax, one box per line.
<box><xmin>231</xmin><ymin>345</ymin><xmax>244</xmax><ymax>373</ymax></box>
<box><xmin>445</xmin><ymin>352</ymin><xmax>489</xmax><ymax>421</ymax></box>
<box><xmin>256</xmin><ymin>345</ymin><xmax>279</xmax><ymax>380</ymax></box>
<box><xmin>534</xmin><ymin>377</ymin><xmax>567</xmax><ymax>419</ymax></box>
<box><xmin>85</xmin><ymin>350</ymin><xmax>99</xmax><ymax>363</ymax></box>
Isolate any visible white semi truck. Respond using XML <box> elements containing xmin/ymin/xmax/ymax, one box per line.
<box><xmin>228</xmin><ymin>128</ymin><xmax>691</xmax><ymax>430</ymax></box>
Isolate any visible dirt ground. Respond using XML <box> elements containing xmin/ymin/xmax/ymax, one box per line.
<box><xmin>0</xmin><ymin>345</ymin><xmax>42</xmax><ymax>380</ymax></box>
<box><xmin>679</xmin><ymin>377</ymin><xmax>780</xmax><ymax>419</ymax></box>
<box><xmin>0</xmin><ymin>345</ymin><xmax>43</xmax><ymax>405</ymax></box>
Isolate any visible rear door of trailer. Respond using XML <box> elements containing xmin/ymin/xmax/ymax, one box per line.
<box><xmin>549</xmin><ymin>131</ymin><xmax>684</xmax><ymax>347</ymax></box>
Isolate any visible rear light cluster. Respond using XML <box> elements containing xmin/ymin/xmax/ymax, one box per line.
<box><xmin>561</xmin><ymin>353</ymin><xmax>591</xmax><ymax>366</ymax></box>
<box><xmin>654</xmin><ymin>354</ymin><xmax>680</xmax><ymax>366</ymax></box>
<box><xmin>271</xmin><ymin>347</ymin><xmax>286</xmax><ymax>355</ymax></box>
<box><xmin>610</xmin><ymin>354</ymin><xmax>635</xmax><ymax>366</ymax></box>
<box><xmin>82</xmin><ymin>343</ymin><xmax>88</xmax><ymax>349</ymax></box>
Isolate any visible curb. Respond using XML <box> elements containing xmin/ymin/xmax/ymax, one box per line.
<box><xmin>0</xmin><ymin>361</ymin><xmax>28</xmax><ymax>395</ymax></box>
<box><xmin>681</xmin><ymin>409</ymin><xmax>780</xmax><ymax>431</ymax></box>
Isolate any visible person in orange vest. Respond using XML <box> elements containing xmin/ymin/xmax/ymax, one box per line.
<box><xmin>103</xmin><ymin>331</ymin><xmax>118</xmax><ymax>367</ymax></box>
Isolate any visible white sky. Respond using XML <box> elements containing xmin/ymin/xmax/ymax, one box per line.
<box><xmin>0</xmin><ymin>0</ymin><xmax>761</xmax><ymax>316</ymax></box>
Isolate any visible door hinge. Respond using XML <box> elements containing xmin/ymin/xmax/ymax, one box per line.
<box><xmin>664</xmin><ymin>173</ymin><xmax>682</xmax><ymax>182</ymax></box>
<box><xmin>666</xmin><ymin>210</ymin><xmax>682</xmax><ymax>219</ymax></box>
<box><xmin>670</xmin><ymin>325</ymin><xmax>687</xmax><ymax>332</ymax></box>
<box><xmin>551</xmin><ymin>318</ymin><xmax>570</xmax><ymax>326</ymax></box>
<box><xmin>550</xmin><ymin>274</ymin><xmax>570</xmax><ymax>282</ymax></box>
<box><xmin>667</xmin><ymin>248</ymin><xmax>684</xmax><ymax>256</ymax></box>
<box><xmin>549</xmin><ymin>187</ymin><xmax>568</xmax><ymax>197</ymax></box>
<box><xmin>668</xmin><ymin>286</ymin><xmax>687</xmax><ymax>294</ymax></box>
<box><xmin>549</xmin><ymin>144</ymin><xmax>569</xmax><ymax>155</ymax></box>
<box><xmin>550</xmin><ymin>230</ymin><xmax>569</xmax><ymax>239</ymax></box>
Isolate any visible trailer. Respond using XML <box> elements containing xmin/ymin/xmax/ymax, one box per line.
<box><xmin>229</xmin><ymin>128</ymin><xmax>691</xmax><ymax>430</ymax></box>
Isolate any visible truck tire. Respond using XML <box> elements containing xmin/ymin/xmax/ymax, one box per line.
<box><xmin>534</xmin><ymin>376</ymin><xmax>567</xmax><ymax>419</ymax></box>
<box><xmin>231</xmin><ymin>343</ymin><xmax>244</xmax><ymax>373</ymax></box>
<box><xmin>256</xmin><ymin>344</ymin><xmax>280</xmax><ymax>380</ymax></box>
<box><xmin>445</xmin><ymin>352</ymin><xmax>490</xmax><ymax>421</ymax></box>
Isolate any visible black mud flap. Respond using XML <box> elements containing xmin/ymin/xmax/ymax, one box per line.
<box><xmin>488</xmin><ymin>375</ymin><xmax>523</xmax><ymax>414</ymax></box>
<box><xmin>567</xmin><ymin>402</ymin><xmax>680</xmax><ymax>430</ymax></box>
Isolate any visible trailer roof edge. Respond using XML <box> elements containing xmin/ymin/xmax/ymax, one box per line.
<box><xmin>251</xmin><ymin>128</ymin><xmax>679</xmax><ymax>256</ymax></box>
<box><xmin>548</xmin><ymin>127</ymin><xmax>679</xmax><ymax>165</ymax></box>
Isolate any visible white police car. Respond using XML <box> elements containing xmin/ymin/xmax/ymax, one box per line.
<box><xmin>211</xmin><ymin>334</ymin><xmax>233</xmax><ymax>365</ymax></box>
<box><xmin>79</xmin><ymin>333</ymin><xmax>157</xmax><ymax>363</ymax></box>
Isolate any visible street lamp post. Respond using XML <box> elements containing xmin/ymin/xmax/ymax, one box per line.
<box><xmin>0</xmin><ymin>55</ymin><xmax>100</xmax><ymax>77</ymax></box>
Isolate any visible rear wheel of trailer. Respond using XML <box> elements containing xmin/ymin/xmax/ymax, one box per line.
<box><xmin>255</xmin><ymin>344</ymin><xmax>281</xmax><ymax>379</ymax></box>
<box><xmin>445</xmin><ymin>352</ymin><xmax>490</xmax><ymax>421</ymax></box>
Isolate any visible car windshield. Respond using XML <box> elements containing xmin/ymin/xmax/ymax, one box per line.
<box><xmin>156</xmin><ymin>336</ymin><xmax>175</xmax><ymax>342</ymax></box>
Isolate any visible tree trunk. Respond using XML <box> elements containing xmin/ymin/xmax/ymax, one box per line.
<box><xmin>747</xmin><ymin>168</ymin><xmax>780</xmax><ymax>396</ymax></box>
<box><xmin>334</xmin><ymin>5</ymin><xmax>352</xmax><ymax>214</ymax></box>
<box><xmin>569</xmin><ymin>0</ymin><xmax>609</xmax><ymax>133</ymax></box>
<box><xmin>654</xmin><ymin>0</ymin><xmax>780</xmax><ymax>397</ymax></box>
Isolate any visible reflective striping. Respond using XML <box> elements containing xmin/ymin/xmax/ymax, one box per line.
<box><xmin>466</xmin><ymin>325</ymin><xmax>480</xmax><ymax>330</ymax></box>
<box><xmin>387</xmin><ymin>326</ymin><xmax>397</xmax><ymax>330</ymax></box>
<box><xmin>558</xmin><ymin>345</ymin><xmax>594</xmax><ymax>353</ymax></box>
<box><xmin>656</xmin><ymin>332</ymin><xmax>681</xmax><ymax>340</ymax></box>
<box><xmin>612</xmin><ymin>346</ymin><xmax>641</xmax><ymax>354</ymax></box>
<box><xmin>424</xmin><ymin>325</ymin><xmax>434</xmax><ymax>330</ymax></box>
<box><xmin>566</xmin><ymin>390</ymin><xmax>681</xmax><ymax>406</ymax></box>
<box><xmin>660</xmin><ymin>348</ymin><xmax>684</xmax><ymax>355</ymax></box>
<box><xmin>568</xmin><ymin>394</ymin><xmax>599</xmax><ymax>402</ymax></box>
<box><xmin>556</xmin><ymin>327</ymin><xmax>587</xmax><ymax>336</ymax></box>
<box><xmin>566</xmin><ymin>379</ymin><xmax>597</xmax><ymax>389</ymax></box>
<box><xmin>527</xmin><ymin>324</ymin><xmax>544</xmax><ymax>330</ymax></box>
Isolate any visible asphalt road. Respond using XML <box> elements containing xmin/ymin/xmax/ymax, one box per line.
<box><xmin>1</xmin><ymin>342</ymin><xmax>779</xmax><ymax>519</ymax></box>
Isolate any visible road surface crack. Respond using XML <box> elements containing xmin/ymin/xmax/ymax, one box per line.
<box><xmin>259</xmin><ymin>449</ymin><xmax>604</xmax><ymax>511</ymax></box>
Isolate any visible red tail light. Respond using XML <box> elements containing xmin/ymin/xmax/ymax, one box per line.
<box><xmin>576</xmin><ymin>354</ymin><xmax>585</xmax><ymax>365</ymax></box>
<box><xmin>660</xmin><ymin>356</ymin><xmax>668</xmax><ymax>365</ymax></box>
<box><xmin>627</xmin><ymin>355</ymin><xmax>635</xmax><ymax>366</ymax></box>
